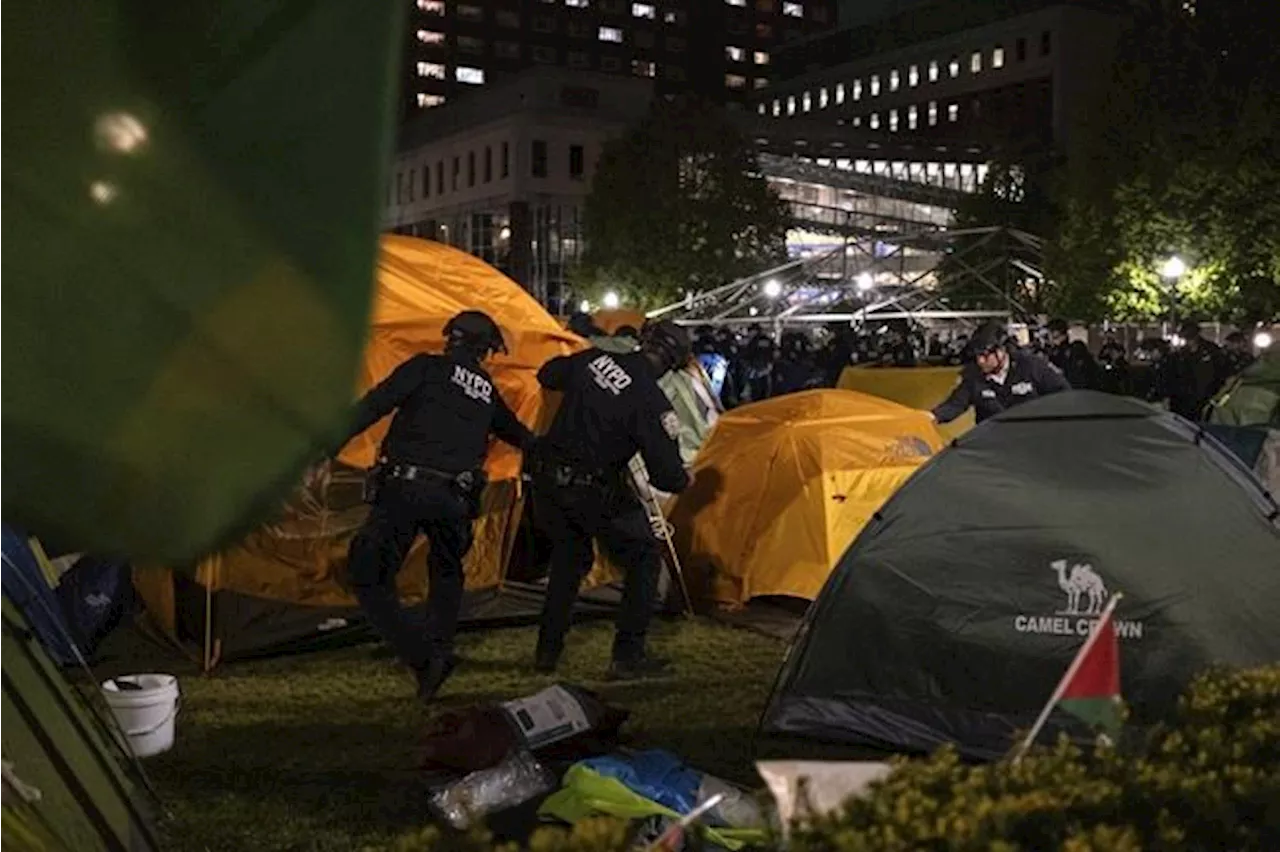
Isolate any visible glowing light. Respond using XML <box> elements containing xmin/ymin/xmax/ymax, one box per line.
<box><xmin>578</xmin><ymin>299</ymin><xmax>591</xmax><ymax>313</ymax></box>
<box><xmin>1160</xmin><ymin>256</ymin><xmax>1187</xmax><ymax>279</ymax></box>
<box><xmin>94</xmin><ymin>112</ymin><xmax>148</xmax><ymax>154</ymax></box>
<box><xmin>855</xmin><ymin>272</ymin><xmax>874</xmax><ymax>292</ymax></box>
<box><xmin>89</xmin><ymin>181</ymin><xmax>118</xmax><ymax>205</ymax></box>
<box><xmin>1254</xmin><ymin>331</ymin><xmax>1274</xmax><ymax>349</ymax></box>
<box><xmin>1168</xmin><ymin>333</ymin><xmax>1185</xmax><ymax>347</ymax></box>
<box><xmin>602</xmin><ymin>291</ymin><xmax>620</xmax><ymax>309</ymax></box>
<box><xmin>748</xmin><ymin>306</ymin><xmax>759</xmax><ymax>316</ymax></box>
<box><xmin>763</xmin><ymin>279</ymin><xmax>782</xmax><ymax>298</ymax></box>
<box><xmin>499</xmin><ymin>226</ymin><xmax>511</xmax><ymax>240</ymax></box>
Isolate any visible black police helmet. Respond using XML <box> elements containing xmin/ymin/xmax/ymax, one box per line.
<box><xmin>444</xmin><ymin>310</ymin><xmax>507</xmax><ymax>357</ymax></box>
<box><xmin>567</xmin><ymin>312</ymin><xmax>604</xmax><ymax>338</ymax></box>
<box><xmin>968</xmin><ymin>321</ymin><xmax>1006</xmax><ymax>355</ymax></box>
<box><xmin>639</xmin><ymin>319</ymin><xmax>693</xmax><ymax>371</ymax></box>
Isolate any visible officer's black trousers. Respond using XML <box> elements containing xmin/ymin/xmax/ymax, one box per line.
<box><xmin>347</xmin><ymin>478</ymin><xmax>474</xmax><ymax>670</ymax></box>
<box><xmin>533</xmin><ymin>481</ymin><xmax>660</xmax><ymax>664</ymax></box>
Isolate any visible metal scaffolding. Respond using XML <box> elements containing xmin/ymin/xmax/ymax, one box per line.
<box><xmin>646</xmin><ymin>226</ymin><xmax>1043</xmax><ymax>331</ymax></box>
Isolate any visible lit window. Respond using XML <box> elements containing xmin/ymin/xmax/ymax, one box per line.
<box><xmin>782</xmin><ymin>1</ymin><xmax>803</xmax><ymax>17</ymax></box>
<box><xmin>928</xmin><ymin>100</ymin><xmax>938</xmax><ymax>125</ymax></box>
<box><xmin>947</xmin><ymin>102</ymin><xmax>959</xmax><ymax>122</ymax></box>
<box><xmin>417</xmin><ymin>29</ymin><xmax>445</xmax><ymax>45</ymax></box>
<box><xmin>754</xmin><ymin>50</ymin><xmax>770</xmax><ymax>65</ymax></box>
<box><xmin>417</xmin><ymin>61</ymin><xmax>446</xmax><ymax>79</ymax></box>
<box><xmin>726</xmin><ymin>45</ymin><xmax>746</xmax><ymax>62</ymax></box>
<box><xmin>852</xmin><ymin>116</ymin><xmax>862</xmax><ymax>127</ymax></box>
<box><xmin>758</xmin><ymin>103</ymin><xmax>767</xmax><ymax>114</ymax></box>
<box><xmin>772</xmin><ymin>99</ymin><xmax>781</xmax><ymax>116</ymax></box>
<box><xmin>632</xmin><ymin>2</ymin><xmax>655</xmax><ymax>17</ymax></box>
<box><xmin>992</xmin><ymin>45</ymin><xmax>1005</xmax><ymax>68</ymax></box>
<box><xmin>889</xmin><ymin>109</ymin><xmax>899</xmax><ymax>132</ymax></box>
<box><xmin>566</xmin><ymin>0</ymin><xmax>590</xmax><ymax>6</ymax></box>
<box><xmin>755</xmin><ymin>77</ymin><xmax>768</xmax><ymax>89</ymax></box>
<box><xmin>417</xmin><ymin>0</ymin><xmax>445</xmax><ymax>12</ymax></box>
<box><xmin>633</xmin><ymin>59</ymin><xmax>656</xmax><ymax>77</ymax></box>
<box><xmin>787</xmin><ymin>95</ymin><xmax>796</xmax><ymax>115</ymax></box>
<box><xmin>725</xmin><ymin>73</ymin><xmax>747</xmax><ymax>89</ymax></box>
<box><xmin>908</xmin><ymin>64</ymin><xmax>919</xmax><ymax>87</ymax></box>
<box><xmin>971</xmin><ymin>51</ymin><xmax>982</xmax><ymax>73</ymax></box>
<box><xmin>598</xmin><ymin>26</ymin><xmax>623</xmax><ymax>42</ymax></box>
<box><xmin>869</xmin><ymin>113</ymin><xmax>880</xmax><ymax>129</ymax></box>
<box><xmin>928</xmin><ymin>60</ymin><xmax>939</xmax><ymax>82</ymax></box>
<box><xmin>835</xmin><ymin>82</ymin><xmax>845</xmax><ymax>103</ymax></box>
<box><xmin>456</xmin><ymin>66</ymin><xmax>485</xmax><ymax>84</ymax></box>
<box><xmin>819</xmin><ymin>87</ymin><xmax>829</xmax><ymax>108</ymax></box>
<box><xmin>457</xmin><ymin>4</ymin><xmax>483</xmax><ymax>20</ymax></box>
<box><xmin>664</xmin><ymin>10</ymin><xmax>684</xmax><ymax>23</ymax></box>
<box><xmin>852</xmin><ymin>78</ymin><xmax>862</xmax><ymax>100</ymax></box>
<box><xmin>802</xmin><ymin>91</ymin><xmax>812</xmax><ymax>111</ymax></box>
<box><xmin>870</xmin><ymin>74</ymin><xmax>880</xmax><ymax>96</ymax></box>
<box><xmin>726</xmin><ymin>0</ymin><xmax>747</xmax><ymax>5</ymax></box>
<box><xmin>417</xmin><ymin>93</ymin><xmax>446</xmax><ymax>108</ymax></box>
<box><xmin>907</xmin><ymin>104</ymin><xmax>918</xmax><ymax>129</ymax></box>
<box><xmin>949</xmin><ymin>56</ymin><xmax>960</xmax><ymax>77</ymax></box>
<box><xmin>889</xmin><ymin>69</ymin><xmax>899</xmax><ymax>91</ymax></box>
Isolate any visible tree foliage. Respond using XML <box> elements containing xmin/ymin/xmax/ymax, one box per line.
<box><xmin>576</xmin><ymin>96</ymin><xmax>791</xmax><ymax>309</ymax></box>
<box><xmin>1050</xmin><ymin>0</ymin><xmax>1280</xmax><ymax>322</ymax></box>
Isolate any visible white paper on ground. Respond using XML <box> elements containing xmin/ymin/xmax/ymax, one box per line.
<box><xmin>756</xmin><ymin>760</ymin><xmax>894</xmax><ymax>832</ymax></box>
<box><xmin>501</xmin><ymin>685</ymin><xmax>592</xmax><ymax>750</ymax></box>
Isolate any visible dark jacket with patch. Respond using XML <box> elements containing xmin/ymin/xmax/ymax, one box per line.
<box><xmin>344</xmin><ymin>353</ymin><xmax>532</xmax><ymax>472</ymax></box>
<box><xmin>537</xmin><ymin>348</ymin><xmax>689</xmax><ymax>494</ymax></box>
<box><xmin>933</xmin><ymin>349</ymin><xmax>1071</xmax><ymax>424</ymax></box>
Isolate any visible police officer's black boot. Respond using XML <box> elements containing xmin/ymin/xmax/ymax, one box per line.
<box><xmin>414</xmin><ymin>652</ymin><xmax>458</xmax><ymax>703</ymax></box>
<box><xmin>605</xmin><ymin>655</ymin><xmax>672</xmax><ymax>681</ymax></box>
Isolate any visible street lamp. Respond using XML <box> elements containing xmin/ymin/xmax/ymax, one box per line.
<box><xmin>1159</xmin><ymin>256</ymin><xmax>1187</xmax><ymax>280</ymax></box>
<box><xmin>763</xmin><ymin>279</ymin><xmax>782</xmax><ymax>298</ymax></box>
<box><xmin>602</xmin><ymin>291</ymin><xmax>620</xmax><ymax>309</ymax></box>
<box><xmin>855</xmin><ymin>272</ymin><xmax>874</xmax><ymax>292</ymax></box>
<box><xmin>578</xmin><ymin>299</ymin><xmax>591</xmax><ymax>313</ymax></box>
<box><xmin>1255</xmin><ymin>331</ymin><xmax>1274</xmax><ymax>350</ymax></box>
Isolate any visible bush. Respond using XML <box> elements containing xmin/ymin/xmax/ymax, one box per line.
<box><xmin>371</xmin><ymin>666</ymin><xmax>1280</xmax><ymax>852</ymax></box>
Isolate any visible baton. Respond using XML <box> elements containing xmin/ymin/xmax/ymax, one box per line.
<box><xmin>627</xmin><ymin>456</ymin><xmax>694</xmax><ymax>618</ymax></box>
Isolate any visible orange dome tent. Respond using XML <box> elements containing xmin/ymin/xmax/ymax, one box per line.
<box><xmin>136</xmin><ymin>237</ymin><xmax>585</xmax><ymax>667</ymax></box>
<box><xmin>668</xmin><ymin>389</ymin><xmax>945</xmax><ymax>608</ymax></box>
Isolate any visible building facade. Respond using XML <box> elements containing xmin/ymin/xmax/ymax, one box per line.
<box><xmin>385</xmin><ymin>68</ymin><xmax>653</xmax><ymax>312</ymax></box>
<box><xmin>401</xmin><ymin>0</ymin><xmax>837</xmax><ymax>118</ymax></box>
<box><xmin>758</xmin><ymin>1</ymin><xmax>1126</xmax><ymax>154</ymax></box>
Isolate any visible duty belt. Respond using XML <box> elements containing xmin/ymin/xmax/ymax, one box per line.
<box><xmin>384</xmin><ymin>462</ymin><xmax>464</xmax><ymax>485</ymax></box>
<box><xmin>528</xmin><ymin>455</ymin><xmax>611</xmax><ymax>489</ymax></box>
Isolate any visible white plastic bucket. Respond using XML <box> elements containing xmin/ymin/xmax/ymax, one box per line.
<box><xmin>101</xmin><ymin>674</ymin><xmax>180</xmax><ymax>758</ymax></box>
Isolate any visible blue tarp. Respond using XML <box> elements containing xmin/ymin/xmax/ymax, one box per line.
<box><xmin>2</xmin><ymin>527</ymin><xmax>79</xmax><ymax>665</ymax></box>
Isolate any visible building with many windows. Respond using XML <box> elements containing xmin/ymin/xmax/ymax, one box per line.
<box><xmin>385</xmin><ymin>68</ymin><xmax>654</xmax><ymax>311</ymax></box>
<box><xmin>401</xmin><ymin>0</ymin><xmax>837</xmax><ymax>117</ymax></box>
<box><xmin>758</xmin><ymin>1</ymin><xmax>1126</xmax><ymax>154</ymax></box>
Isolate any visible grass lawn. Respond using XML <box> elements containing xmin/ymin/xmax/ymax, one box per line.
<box><xmin>100</xmin><ymin>618</ymin><xmax>786</xmax><ymax>852</ymax></box>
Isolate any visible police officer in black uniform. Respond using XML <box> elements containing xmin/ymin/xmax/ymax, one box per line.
<box><xmin>529</xmin><ymin>319</ymin><xmax>692</xmax><ymax>680</ymax></box>
<box><xmin>932</xmin><ymin>322</ymin><xmax>1070</xmax><ymax>425</ymax></box>
<box><xmin>339</xmin><ymin>310</ymin><xmax>533</xmax><ymax>701</ymax></box>
<box><xmin>1046</xmin><ymin>318</ymin><xmax>1099</xmax><ymax>390</ymax></box>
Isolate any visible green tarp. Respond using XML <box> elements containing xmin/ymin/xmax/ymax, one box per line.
<box><xmin>2</xmin><ymin>1</ymin><xmax>405</xmax><ymax>562</ymax></box>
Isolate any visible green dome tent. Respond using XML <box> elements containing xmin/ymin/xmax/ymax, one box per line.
<box><xmin>2</xmin><ymin>597</ymin><xmax>160</xmax><ymax>851</ymax></box>
<box><xmin>1210</xmin><ymin>351</ymin><xmax>1280</xmax><ymax>427</ymax></box>
<box><xmin>762</xmin><ymin>391</ymin><xmax>1280</xmax><ymax>761</ymax></box>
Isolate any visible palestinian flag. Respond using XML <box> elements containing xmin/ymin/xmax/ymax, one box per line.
<box><xmin>1057</xmin><ymin>611</ymin><xmax>1123</xmax><ymax>737</ymax></box>
<box><xmin>1014</xmin><ymin>594</ymin><xmax>1123</xmax><ymax>760</ymax></box>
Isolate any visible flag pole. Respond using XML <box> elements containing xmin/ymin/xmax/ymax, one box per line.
<box><xmin>1012</xmin><ymin>592</ymin><xmax>1122</xmax><ymax>763</ymax></box>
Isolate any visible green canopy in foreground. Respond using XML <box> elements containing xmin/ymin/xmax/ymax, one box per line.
<box><xmin>1</xmin><ymin>1</ymin><xmax>404</xmax><ymax>562</ymax></box>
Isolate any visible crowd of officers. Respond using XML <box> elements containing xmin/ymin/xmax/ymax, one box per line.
<box><xmin>327</xmin><ymin>308</ymin><xmax>1257</xmax><ymax>702</ymax></box>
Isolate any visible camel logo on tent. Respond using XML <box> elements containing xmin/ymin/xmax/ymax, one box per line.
<box><xmin>1012</xmin><ymin>560</ymin><xmax>1145</xmax><ymax>640</ymax></box>
<box><xmin>1052</xmin><ymin>559</ymin><xmax>1106</xmax><ymax>615</ymax></box>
